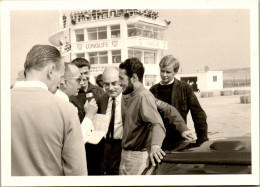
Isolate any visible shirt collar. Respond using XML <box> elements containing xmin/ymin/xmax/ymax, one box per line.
<box><xmin>13</xmin><ymin>81</ymin><xmax>48</xmax><ymax>90</ymax></box>
<box><xmin>160</xmin><ymin>78</ymin><xmax>174</xmax><ymax>85</ymax></box>
<box><xmin>55</xmin><ymin>89</ymin><xmax>69</xmax><ymax>102</ymax></box>
<box><xmin>109</xmin><ymin>92</ymin><xmax>122</xmax><ymax>102</ymax></box>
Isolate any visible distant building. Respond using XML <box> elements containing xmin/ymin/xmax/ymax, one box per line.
<box><xmin>175</xmin><ymin>71</ymin><xmax>223</xmax><ymax>92</ymax></box>
<box><xmin>48</xmin><ymin>9</ymin><xmax>169</xmax><ymax>87</ymax></box>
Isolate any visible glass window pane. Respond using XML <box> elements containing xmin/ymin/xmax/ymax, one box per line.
<box><xmin>90</xmin><ymin>57</ymin><xmax>98</xmax><ymax>64</ymax></box>
<box><xmin>75</xmin><ymin>29</ymin><xmax>84</xmax><ymax>34</ymax></box>
<box><xmin>98</xmin><ymin>31</ymin><xmax>107</xmax><ymax>39</ymax></box>
<box><xmin>76</xmin><ymin>34</ymin><xmax>84</xmax><ymax>42</ymax></box>
<box><xmin>87</xmin><ymin>28</ymin><xmax>97</xmax><ymax>32</ymax></box>
<box><xmin>89</xmin><ymin>52</ymin><xmax>98</xmax><ymax>57</ymax></box>
<box><xmin>127</xmin><ymin>24</ymin><xmax>135</xmax><ymax>28</ymax></box>
<box><xmin>144</xmin><ymin>52</ymin><xmax>155</xmax><ymax>64</ymax></box>
<box><xmin>136</xmin><ymin>24</ymin><xmax>143</xmax><ymax>28</ymax></box>
<box><xmin>145</xmin><ymin>26</ymin><xmax>152</xmax><ymax>30</ymax></box>
<box><xmin>112</xmin><ymin>55</ymin><xmax>121</xmax><ymax>63</ymax></box>
<box><xmin>88</xmin><ymin>32</ymin><xmax>97</xmax><ymax>40</ymax></box>
<box><xmin>134</xmin><ymin>51</ymin><xmax>141</xmax><ymax>56</ymax></box>
<box><xmin>99</xmin><ymin>56</ymin><xmax>108</xmax><ymax>64</ymax></box>
<box><xmin>128</xmin><ymin>50</ymin><xmax>133</xmax><ymax>55</ymax></box>
<box><xmin>111</xmin><ymin>30</ymin><xmax>120</xmax><ymax>38</ymax></box>
<box><xmin>112</xmin><ymin>50</ymin><xmax>120</xmax><ymax>55</ymax></box>
<box><xmin>128</xmin><ymin>28</ymin><xmax>136</xmax><ymax>37</ymax></box>
<box><xmin>111</xmin><ymin>25</ymin><xmax>120</xmax><ymax>30</ymax></box>
<box><xmin>99</xmin><ymin>51</ymin><xmax>107</xmax><ymax>55</ymax></box>
<box><xmin>98</xmin><ymin>27</ymin><xmax>107</xmax><ymax>31</ymax></box>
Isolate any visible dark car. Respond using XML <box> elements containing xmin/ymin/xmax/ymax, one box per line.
<box><xmin>143</xmin><ymin>136</ymin><xmax>251</xmax><ymax>175</ymax></box>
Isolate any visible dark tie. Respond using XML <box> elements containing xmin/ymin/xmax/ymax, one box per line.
<box><xmin>106</xmin><ymin>98</ymin><xmax>116</xmax><ymax>140</ymax></box>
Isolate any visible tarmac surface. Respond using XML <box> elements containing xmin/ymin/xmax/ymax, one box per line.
<box><xmin>186</xmin><ymin>87</ymin><xmax>251</xmax><ymax>139</ymax></box>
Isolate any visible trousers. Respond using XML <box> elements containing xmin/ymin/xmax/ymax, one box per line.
<box><xmin>119</xmin><ymin>149</ymin><xmax>149</xmax><ymax>175</ymax></box>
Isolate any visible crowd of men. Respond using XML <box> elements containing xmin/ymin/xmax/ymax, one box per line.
<box><xmin>63</xmin><ymin>9</ymin><xmax>159</xmax><ymax>27</ymax></box>
<box><xmin>11</xmin><ymin>44</ymin><xmax>208</xmax><ymax>176</ymax></box>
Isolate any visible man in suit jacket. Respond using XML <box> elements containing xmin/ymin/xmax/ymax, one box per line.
<box><xmin>96</xmin><ymin>67</ymin><xmax>124</xmax><ymax>175</ymax></box>
<box><xmin>150</xmin><ymin>55</ymin><xmax>208</xmax><ymax>148</ymax></box>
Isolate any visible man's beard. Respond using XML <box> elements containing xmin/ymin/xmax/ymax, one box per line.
<box><xmin>122</xmin><ymin>82</ymin><xmax>134</xmax><ymax>95</ymax></box>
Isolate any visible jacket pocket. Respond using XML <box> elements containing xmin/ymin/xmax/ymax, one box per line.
<box><xmin>179</xmin><ymin>100</ymin><xmax>187</xmax><ymax>111</ymax></box>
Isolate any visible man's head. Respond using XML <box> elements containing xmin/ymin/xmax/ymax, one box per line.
<box><xmin>24</xmin><ymin>44</ymin><xmax>64</xmax><ymax>93</ymax></box>
<box><xmin>71</xmin><ymin>58</ymin><xmax>91</xmax><ymax>91</ymax></box>
<box><xmin>119</xmin><ymin>58</ymin><xmax>144</xmax><ymax>95</ymax></box>
<box><xmin>159</xmin><ymin>55</ymin><xmax>180</xmax><ymax>84</ymax></box>
<box><xmin>96</xmin><ymin>74</ymin><xmax>103</xmax><ymax>88</ymax></box>
<box><xmin>60</xmin><ymin>63</ymin><xmax>83</xmax><ymax>97</ymax></box>
<box><xmin>102</xmin><ymin>67</ymin><xmax>122</xmax><ymax>98</ymax></box>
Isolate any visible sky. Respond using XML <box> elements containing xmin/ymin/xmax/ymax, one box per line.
<box><xmin>10</xmin><ymin>9</ymin><xmax>250</xmax><ymax>83</ymax></box>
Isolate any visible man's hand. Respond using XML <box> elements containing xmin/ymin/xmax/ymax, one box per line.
<box><xmin>84</xmin><ymin>98</ymin><xmax>98</xmax><ymax>120</ymax></box>
<box><xmin>181</xmin><ymin>130</ymin><xmax>195</xmax><ymax>141</ymax></box>
<box><xmin>149</xmin><ymin>145</ymin><xmax>166</xmax><ymax>166</ymax></box>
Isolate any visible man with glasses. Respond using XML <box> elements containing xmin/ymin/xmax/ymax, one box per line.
<box><xmin>55</xmin><ymin>63</ymin><xmax>98</xmax><ymax>145</ymax></box>
<box><xmin>70</xmin><ymin>58</ymin><xmax>104</xmax><ymax>122</ymax></box>
<box><xmin>70</xmin><ymin>58</ymin><xmax>105</xmax><ymax>175</ymax></box>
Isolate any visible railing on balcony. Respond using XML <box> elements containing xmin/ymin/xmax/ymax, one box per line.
<box><xmin>62</xmin><ymin>9</ymin><xmax>160</xmax><ymax>29</ymax></box>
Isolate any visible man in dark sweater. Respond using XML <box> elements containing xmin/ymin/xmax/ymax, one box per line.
<box><xmin>150</xmin><ymin>55</ymin><xmax>208</xmax><ymax>150</ymax></box>
<box><xmin>69</xmin><ymin>58</ymin><xmax>105</xmax><ymax>175</ymax></box>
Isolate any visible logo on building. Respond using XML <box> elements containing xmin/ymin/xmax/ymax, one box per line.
<box><xmin>77</xmin><ymin>44</ymin><xmax>83</xmax><ymax>50</ymax></box>
<box><xmin>112</xmin><ymin>41</ymin><xmax>118</xmax><ymax>47</ymax></box>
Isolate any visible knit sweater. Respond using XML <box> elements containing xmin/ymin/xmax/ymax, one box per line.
<box><xmin>11</xmin><ymin>85</ymin><xmax>87</xmax><ymax>176</ymax></box>
<box><xmin>121</xmin><ymin>85</ymin><xmax>165</xmax><ymax>151</ymax></box>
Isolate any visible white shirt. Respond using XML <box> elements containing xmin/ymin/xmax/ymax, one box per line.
<box><xmin>106</xmin><ymin>93</ymin><xmax>123</xmax><ymax>140</ymax></box>
<box><xmin>13</xmin><ymin>81</ymin><xmax>48</xmax><ymax>90</ymax></box>
<box><xmin>55</xmin><ymin>89</ymin><xmax>69</xmax><ymax>102</ymax></box>
<box><xmin>160</xmin><ymin>78</ymin><xmax>174</xmax><ymax>85</ymax></box>
<box><xmin>55</xmin><ymin>89</ymin><xmax>94</xmax><ymax>144</ymax></box>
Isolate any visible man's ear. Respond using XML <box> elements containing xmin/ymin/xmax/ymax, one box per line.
<box><xmin>60</xmin><ymin>79</ymin><xmax>68</xmax><ymax>89</ymax></box>
<box><xmin>131</xmin><ymin>73</ymin><xmax>139</xmax><ymax>83</ymax></box>
<box><xmin>47</xmin><ymin>64</ymin><xmax>56</xmax><ymax>79</ymax></box>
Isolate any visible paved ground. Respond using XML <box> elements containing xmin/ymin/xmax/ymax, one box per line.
<box><xmin>186</xmin><ymin>87</ymin><xmax>251</xmax><ymax>139</ymax></box>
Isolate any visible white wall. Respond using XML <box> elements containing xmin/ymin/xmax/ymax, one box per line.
<box><xmin>175</xmin><ymin>71</ymin><xmax>223</xmax><ymax>91</ymax></box>
<box><xmin>206</xmin><ymin>71</ymin><xmax>223</xmax><ymax>91</ymax></box>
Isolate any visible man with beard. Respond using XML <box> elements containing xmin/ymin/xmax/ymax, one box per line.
<box><xmin>118</xmin><ymin>58</ymin><xmax>166</xmax><ymax>175</ymax></box>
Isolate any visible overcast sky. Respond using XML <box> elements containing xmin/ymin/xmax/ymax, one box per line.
<box><xmin>10</xmin><ymin>9</ymin><xmax>250</xmax><ymax>82</ymax></box>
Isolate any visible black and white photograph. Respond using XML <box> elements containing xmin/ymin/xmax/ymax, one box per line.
<box><xmin>1</xmin><ymin>0</ymin><xmax>259</xmax><ymax>186</ymax></box>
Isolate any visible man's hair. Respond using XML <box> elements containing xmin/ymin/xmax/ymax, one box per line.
<box><xmin>159</xmin><ymin>55</ymin><xmax>180</xmax><ymax>73</ymax></box>
<box><xmin>119</xmin><ymin>58</ymin><xmax>144</xmax><ymax>82</ymax></box>
<box><xmin>24</xmin><ymin>45</ymin><xmax>61</xmax><ymax>76</ymax></box>
<box><xmin>71</xmin><ymin>58</ymin><xmax>91</xmax><ymax>69</ymax></box>
<box><xmin>64</xmin><ymin>63</ymin><xmax>78</xmax><ymax>80</ymax></box>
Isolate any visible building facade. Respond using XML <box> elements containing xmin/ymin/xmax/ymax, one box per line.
<box><xmin>48</xmin><ymin>9</ymin><xmax>169</xmax><ymax>88</ymax></box>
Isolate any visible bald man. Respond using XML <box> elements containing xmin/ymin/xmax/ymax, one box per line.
<box><xmin>55</xmin><ymin>63</ymin><xmax>82</xmax><ymax>100</ymax></box>
<box><xmin>85</xmin><ymin>67</ymin><xmax>123</xmax><ymax>175</ymax></box>
<box><xmin>55</xmin><ymin>63</ymin><xmax>98</xmax><ymax>145</ymax></box>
